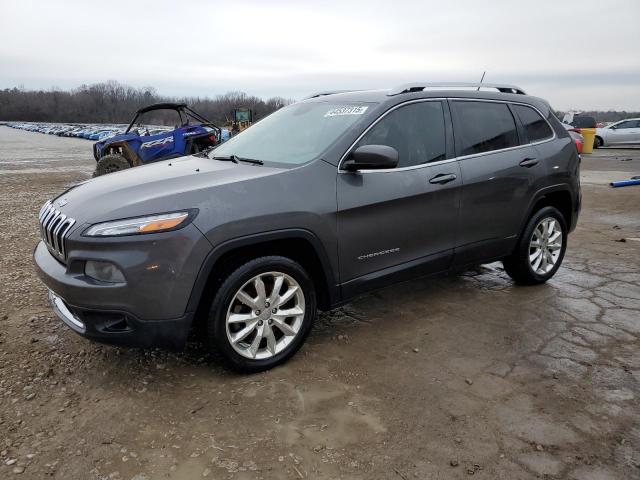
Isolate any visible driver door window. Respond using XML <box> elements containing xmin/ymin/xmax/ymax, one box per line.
<box><xmin>356</xmin><ymin>101</ymin><xmax>447</xmax><ymax>167</ymax></box>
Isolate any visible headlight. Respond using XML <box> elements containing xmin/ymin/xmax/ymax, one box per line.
<box><xmin>83</xmin><ymin>210</ymin><xmax>196</xmax><ymax>237</ymax></box>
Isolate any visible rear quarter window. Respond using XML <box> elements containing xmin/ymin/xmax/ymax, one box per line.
<box><xmin>452</xmin><ymin>101</ymin><xmax>519</xmax><ymax>156</ymax></box>
<box><xmin>512</xmin><ymin>104</ymin><xmax>554</xmax><ymax>143</ymax></box>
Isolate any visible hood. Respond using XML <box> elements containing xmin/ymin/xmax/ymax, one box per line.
<box><xmin>50</xmin><ymin>155</ymin><xmax>285</xmax><ymax>229</ymax></box>
<box><xmin>98</xmin><ymin>132</ymin><xmax>139</xmax><ymax>145</ymax></box>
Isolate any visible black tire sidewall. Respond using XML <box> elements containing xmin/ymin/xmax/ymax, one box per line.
<box><xmin>94</xmin><ymin>154</ymin><xmax>131</xmax><ymax>176</ymax></box>
<box><xmin>520</xmin><ymin>206</ymin><xmax>568</xmax><ymax>283</ymax></box>
<box><xmin>207</xmin><ymin>256</ymin><xmax>316</xmax><ymax>373</ymax></box>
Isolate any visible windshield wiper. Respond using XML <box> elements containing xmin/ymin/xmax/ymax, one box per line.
<box><xmin>235</xmin><ymin>156</ymin><xmax>264</xmax><ymax>165</ymax></box>
<box><xmin>211</xmin><ymin>154</ymin><xmax>263</xmax><ymax>165</ymax></box>
<box><xmin>194</xmin><ymin>146</ymin><xmax>217</xmax><ymax>158</ymax></box>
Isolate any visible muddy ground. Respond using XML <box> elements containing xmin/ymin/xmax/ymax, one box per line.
<box><xmin>0</xmin><ymin>126</ymin><xmax>638</xmax><ymax>480</ymax></box>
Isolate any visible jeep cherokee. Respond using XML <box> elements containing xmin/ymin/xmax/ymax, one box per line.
<box><xmin>34</xmin><ymin>82</ymin><xmax>581</xmax><ymax>372</ymax></box>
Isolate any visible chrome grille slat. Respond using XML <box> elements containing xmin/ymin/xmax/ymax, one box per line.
<box><xmin>47</xmin><ymin>213</ymin><xmax>61</xmax><ymax>247</ymax></box>
<box><xmin>38</xmin><ymin>200</ymin><xmax>76</xmax><ymax>262</ymax></box>
<box><xmin>39</xmin><ymin>203</ymin><xmax>52</xmax><ymax>236</ymax></box>
<box><xmin>38</xmin><ymin>201</ymin><xmax>51</xmax><ymax>221</ymax></box>
<box><xmin>52</xmin><ymin>214</ymin><xmax>67</xmax><ymax>252</ymax></box>
<box><xmin>42</xmin><ymin>210</ymin><xmax>55</xmax><ymax>244</ymax></box>
<box><xmin>59</xmin><ymin>219</ymin><xmax>75</xmax><ymax>258</ymax></box>
<box><xmin>41</xmin><ymin>207</ymin><xmax>56</xmax><ymax>233</ymax></box>
<box><xmin>46</xmin><ymin>212</ymin><xmax>60</xmax><ymax>246</ymax></box>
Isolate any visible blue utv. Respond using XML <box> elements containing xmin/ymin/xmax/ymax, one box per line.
<box><xmin>93</xmin><ymin>103</ymin><xmax>221</xmax><ymax>176</ymax></box>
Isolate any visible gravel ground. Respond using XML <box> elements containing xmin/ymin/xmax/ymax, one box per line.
<box><xmin>0</xmin><ymin>126</ymin><xmax>639</xmax><ymax>480</ymax></box>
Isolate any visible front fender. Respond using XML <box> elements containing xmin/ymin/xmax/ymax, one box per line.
<box><xmin>97</xmin><ymin>140</ymin><xmax>143</xmax><ymax>166</ymax></box>
<box><xmin>185</xmin><ymin>228</ymin><xmax>339</xmax><ymax>313</ymax></box>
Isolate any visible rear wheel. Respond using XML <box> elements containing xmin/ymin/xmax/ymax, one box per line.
<box><xmin>207</xmin><ymin>256</ymin><xmax>317</xmax><ymax>372</ymax></box>
<box><xmin>93</xmin><ymin>154</ymin><xmax>131</xmax><ymax>177</ymax></box>
<box><xmin>503</xmin><ymin>206</ymin><xmax>567</xmax><ymax>285</ymax></box>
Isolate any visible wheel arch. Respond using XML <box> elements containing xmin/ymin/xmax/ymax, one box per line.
<box><xmin>187</xmin><ymin>229</ymin><xmax>339</xmax><ymax>327</ymax></box>
<box><xmin>521</xmin><ymin>185</ymin><xmax>575</xmax><ymax>238</ymax></box>
<box><xmin>99</xmin><ymin>141</ymin><xmax>142</xmax><ymax>166</ymax></box>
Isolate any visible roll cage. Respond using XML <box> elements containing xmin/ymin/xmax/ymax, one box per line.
<box><xmin>125</xmin><ymin>103</ymin><xmax>221</xmax><ymax>137</ymax></box>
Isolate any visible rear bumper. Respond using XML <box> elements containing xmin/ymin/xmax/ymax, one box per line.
<box><xmin>571</xmin><ymin>180</ymin><xmax>581</xmax><ymax>233</ymax></box>
<box><xmin>48</xmin><ymin>289</ymin><xmax>192</xmax><ymax>348</ymax></box>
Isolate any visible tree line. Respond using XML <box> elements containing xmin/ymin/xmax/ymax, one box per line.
<box><xmin>0</xmin><ymin>81</ymin><xmax>291</xmax><ymax>125</ymax></box>
<box><xmin>1</xmin><ymin>82</ymin><xmax>638</xmax><ymax>126</ymax></box>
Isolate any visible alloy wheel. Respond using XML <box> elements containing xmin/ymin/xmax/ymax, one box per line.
<box><xmin>225</xmin><ymin>271</ymin><xmax>305</xmax><ymax>360</ymax></box>
<box><xmin>529</xmin><ymin>217</ymin><xmax>563</xmax><ymax>275</ymax></box>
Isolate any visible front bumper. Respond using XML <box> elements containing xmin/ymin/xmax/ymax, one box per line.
<box><xmin>49</xmin><ymin>289</ymin><xmax>85</xmax><ymax>331</ymax></box>
<box><xmin>47</xmin><ymin>289</ymin><xmax>192</xmax><ymax>348</ymax></box>
<box><xmin>33</xmin><ymin>223</ymin><xmax>211</xmax><ymax>320</ymax></box>
<box><xmin>33</xmin><ymin>223</ymin><xmax>213</xmax><ymax>348</ymax></box>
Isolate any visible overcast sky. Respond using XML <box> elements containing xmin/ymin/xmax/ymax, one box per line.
<box><xmin>1</xmin><ymin>0</ymin><xmax>639</xmax><ymax>110</ymax></box>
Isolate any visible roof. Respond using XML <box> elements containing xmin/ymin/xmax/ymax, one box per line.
<box><xmin>301</xmin><ymin>82</ymin><xmax>549</xmax><ymax>113</ymax></box>
<box><xmin>387</xmin><ymin>82</ymin><xmax>526</xmax><ymax>95</ymax></box>
<box><xmin>136</xmin><ymin>102</ymin><xmax>188</xmax><ymax>114</ymax></box>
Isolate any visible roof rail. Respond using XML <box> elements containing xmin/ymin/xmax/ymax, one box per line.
<box><xmin>387</xmin><ymin>82</ymin><xmax>526</xmax><ymax>96</ymax></box>
<box><xmin>303</xmin><ymin>90</ymin><xmax>355</xmax><ymax>100</ymax></box>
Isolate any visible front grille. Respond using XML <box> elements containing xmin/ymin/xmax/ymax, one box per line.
<box><xmin>39</xmin><ymin>200</ymin><xmax>76</xmax><ymax>261</ymax></box>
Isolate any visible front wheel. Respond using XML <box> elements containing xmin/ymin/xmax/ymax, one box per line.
<box><xmin>503</xmin><ymin>206</ymin><xmax>567</xmax><ymax>285</ymax></box>
<box><xmin>207</xmin><ymin>256</ymin><xmax>317</xmax><ymax>372</ymax></box>
<box><xmin>93</xmin><ymin>154</ymin><xmax>132</xmax><ymax>177</ymax></box>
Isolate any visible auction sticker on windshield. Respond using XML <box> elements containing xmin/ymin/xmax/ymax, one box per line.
<box><xmin>324</xmin><ymin>106</ymin><xmax>368</xmax><ymax>117</ymax></box>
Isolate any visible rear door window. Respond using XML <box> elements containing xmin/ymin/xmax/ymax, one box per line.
<box><xmin>452</xmin><ymin>101</ymin><xmax>519</xmax><ymax>156</ymax></box>
<box><xmin>356</xmin><ymin>101</ymin><xmax>447</xmax><ymax>167</ymax></box>
<box><xmin>512</xmin><ymin>104</ymin><xmax>554</xmax><ymax>143</ymax></box>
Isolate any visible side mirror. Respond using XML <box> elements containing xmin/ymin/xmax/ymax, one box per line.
<box><xmin>342</xmin><ymin>145</ymin><xmax>399</xmax><ymax>171</ymax></box>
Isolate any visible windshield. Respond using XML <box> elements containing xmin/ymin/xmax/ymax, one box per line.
<box><xmin>211</xmin><ymin>102</ymin><xmax>374</xmax><ymax>165</ymax></box>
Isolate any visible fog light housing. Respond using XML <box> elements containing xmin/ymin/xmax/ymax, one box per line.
<box><xmin>85</xmin><ymin>260</ymin><xmax>125</xmax><ymax>284</ymax></box>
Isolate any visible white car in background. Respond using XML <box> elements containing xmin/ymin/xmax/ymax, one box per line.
<box><xmin>595</xmin><ymin>118</ymin><xmax>640</xmax><ymax>148</ymax></box>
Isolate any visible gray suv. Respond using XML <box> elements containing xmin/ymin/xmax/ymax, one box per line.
<box><xmin>34</xmin><ymin>82</ymin><xmax>581</xmax><ymax>372</ymax></box>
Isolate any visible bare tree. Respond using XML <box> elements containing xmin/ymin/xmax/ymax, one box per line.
<box><xmin>0</xmin><ymin>81</ymin><xmax>293</xmax><ymax>124</ymax></box>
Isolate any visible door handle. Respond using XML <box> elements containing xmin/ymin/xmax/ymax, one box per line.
<box><xmin>429</xmin><ymin>173</ymin><xmax>457</xmax><ymax>184</ymax></box>
<box><xmin>519</xmin><ymin>157</ymin><xmax>539</xmax><ymax>168</ymax></box>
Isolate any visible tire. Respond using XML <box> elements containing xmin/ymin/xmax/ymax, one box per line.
<box><xmin>503</xmin><ymin>206</ymin><xmax>568</xmax><ymax>285</ymax></box>
<box><xmin>594</xmin><ymin>136</ymin><xmax>603</xmax><ymax>149</ymax></box>
<box><xmin>93</xmin><ymin>154</ymin><xmax>132</xmax><ymax>177</ymax></box>
<box><xmin>207</xmin><ymin>256</ymin><xmax>317</xmax><ymax>373</ymax></box>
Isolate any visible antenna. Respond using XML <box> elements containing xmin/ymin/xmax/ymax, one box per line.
<box><xmin>477</xmin><ymin>71</ymin><xmax>486</xmax><ymax>91</ymax></box>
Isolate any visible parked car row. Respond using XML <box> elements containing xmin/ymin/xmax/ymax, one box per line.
<box><xmin>5</xmin><ymin>122</ymin><xmax>172</xmax><ymax>142</ymax></box>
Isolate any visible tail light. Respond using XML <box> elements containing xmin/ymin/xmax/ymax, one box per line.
<box><xmin>575</xmin><ymin>139</ymin><xmax>583</xmax><ymax>154</ymax></box>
